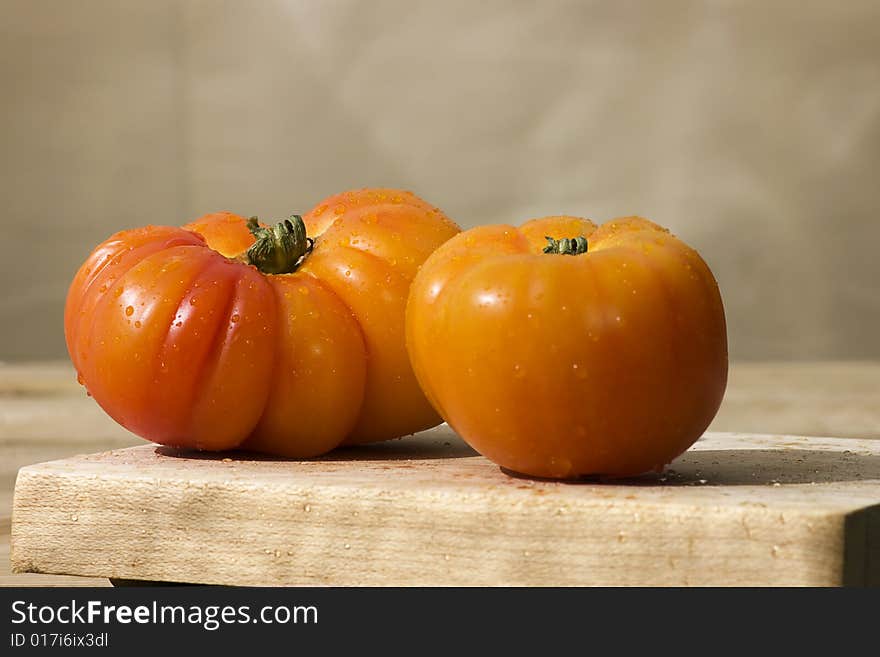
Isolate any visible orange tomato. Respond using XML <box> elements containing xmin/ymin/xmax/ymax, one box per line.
<box><xmin>65</xmin><ymin>189</ymin><xmax>460</xmax><ymax>456</ymax></box>
<box><xmin>406</xmin><ymin>216</ymin><xmax>727</xmax><ymax>479</ymax></box>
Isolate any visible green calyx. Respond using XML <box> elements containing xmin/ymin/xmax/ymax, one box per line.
<box><xmin>245</xmin><ymin>215</ymin><xmax>314</xmax><ymax>274</ymax></box>
<box><xmin>543</xmin><ymin>235</ymin><xmax>589</xmax><ymax>255</ymax></box>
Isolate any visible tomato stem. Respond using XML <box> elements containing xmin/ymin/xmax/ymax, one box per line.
<box><xmin>543</xmin><ymin>235</ymin><xmax>589</xmax><ymax>255</ymax></box>
<box><xmin>245</xmin><ymin>216</ymin><xmax>314</xmax><ymax>274</ymax></box>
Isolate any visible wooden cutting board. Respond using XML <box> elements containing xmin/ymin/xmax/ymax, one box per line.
<box><xmin>10</xmin><ymin>425</ymin><xmax>880</xmax><ymax>586</ymax></box>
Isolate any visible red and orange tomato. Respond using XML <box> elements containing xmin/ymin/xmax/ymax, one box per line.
<box><xmin>65</xmin><ymin>189</ymin><xmax>460</xmax><ymax>457</ymax></box>
<box><xmin>406</xmin><ymin>215</ymin><xmax>728</xmax><ymax>479</ymax></box>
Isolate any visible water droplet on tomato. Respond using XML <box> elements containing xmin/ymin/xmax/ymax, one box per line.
<box><xmin>76</xmin><ymin>372</ymin><xmax>85</xmax><ymax>385</ymax></box>
<box><xmin>134</xmin><ymin>321</ymin><xmax>141</xmax><ymax>328</ymax></box>
<box><xmin>230</xmin><ymin>313</ymin><xmax>240</xmax><ymax>323</ymax></box>
<box><xmin>334</xmin><ymin>205</ymin><xmax>346</xmax><ymax>215</ymax></box>
<box><xmin>125</xmin><ymin>306</ymin><xmax>134</xmax><ymax>316</ymax></box>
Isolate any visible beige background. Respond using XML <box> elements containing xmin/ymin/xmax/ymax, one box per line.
<box><xmin>2</xmin><ymin>0</ymin><xmax>879</xmax><ymax>361</ymax></box>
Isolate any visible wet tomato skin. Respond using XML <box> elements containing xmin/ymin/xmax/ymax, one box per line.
<box><xmin>406</xmin><ymin>216</ymin><xmax>728</xmax><ymax>479</ymax></box>
<box><xmin>65</xmin><ymin>189</ymin><xmax>460</xmax><ymax>456</ymax></box>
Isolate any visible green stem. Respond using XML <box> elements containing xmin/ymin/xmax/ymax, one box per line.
<box><xmin>543</xmin><ymin>235</ymin><xmax>589</xmax><ymax>255</ymax></box>
<box><xmin>245</xmin><ymin>216</ymin><xmax>313</xmax><ymax>274</ymax></box>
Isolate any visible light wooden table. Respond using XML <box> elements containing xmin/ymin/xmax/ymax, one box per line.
<box><xmin>3</xmin><ymin>361</ymin><xmax>880</xmax><ymax>586</ymax></box>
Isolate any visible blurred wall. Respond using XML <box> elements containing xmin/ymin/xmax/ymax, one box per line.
<box><xmin>2</xmin><ymin>0</ymin><xmax>879</xmax><ymax>361</ymax></box>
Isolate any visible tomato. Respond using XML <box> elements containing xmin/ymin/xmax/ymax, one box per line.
<box><xmin>65</xmin><ymin>189</ymin><xmax>460</xmax><ymax>456</ymax></box>
<box><xmin>406</xmin><ymin>215</ymin><xmax>728</xmax><ymax>479</ymax></box>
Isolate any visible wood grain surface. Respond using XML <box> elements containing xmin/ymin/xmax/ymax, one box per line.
<box><xmin>11</xmin><ymin>429</ymin><xmax>880</xmax><ymax>586</ymax></box>
<box><xmin>3</xmin><ymin>361</ymin><xmax>880</xmax><ymax>586</ymax></box>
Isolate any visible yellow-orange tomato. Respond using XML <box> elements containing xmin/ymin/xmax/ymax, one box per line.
<box><xmin>65</xmin><ymin>189</ymin><xmax>460</xmax><ymax>456</ymax></box>
<box><xmin>406</xmin><ymin>216</ymin><xmax>727</xmax><ymax>478</ymax></box>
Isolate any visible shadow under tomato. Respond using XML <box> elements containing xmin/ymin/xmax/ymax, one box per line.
<box><xmin>154</xmin><ymin>433</ymin><xmax>478</xmax><ymax>462</ymax></box>
<box><xmin>502</xmin><ymin>447</ymin><xmax>880</xmax><ymax>486</ymax></box>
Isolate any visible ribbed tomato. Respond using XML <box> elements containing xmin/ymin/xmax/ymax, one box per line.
<box><xmin>406</xmin><ymin>215</ymin><xmax>728</xmax><ymax>478</ymax></box>
<box><xmin>65</xmin><ymin>189</ymin><xmax>460</xmax><ymax>456</ymax></box>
